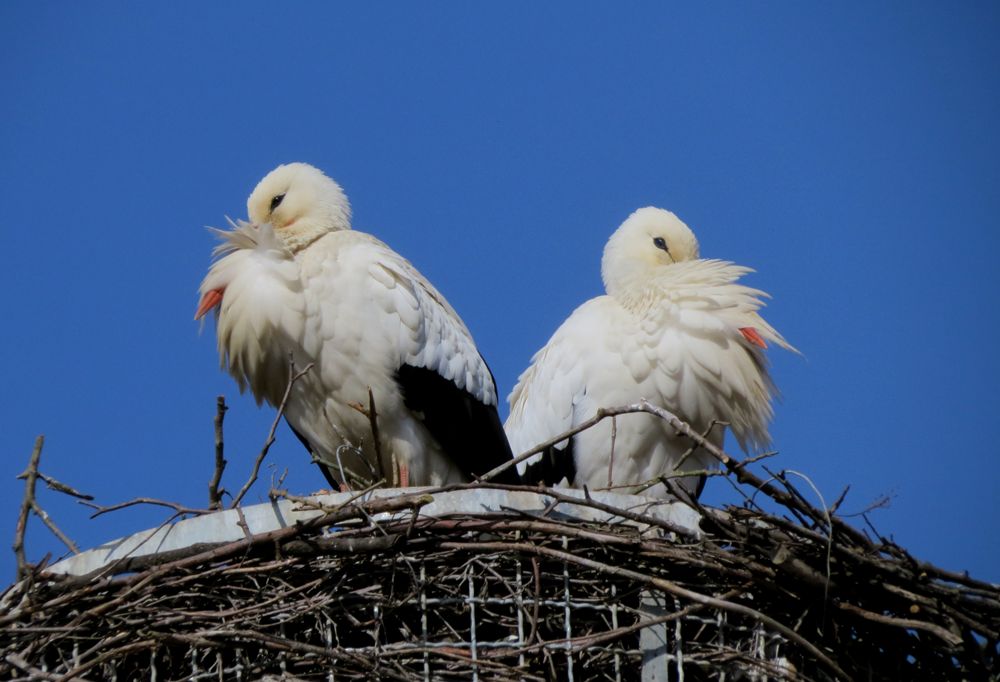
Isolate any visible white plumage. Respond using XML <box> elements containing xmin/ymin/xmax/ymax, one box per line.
<box><xmin>505</xmin><ymin>207</ymin><xmax>795</xmax><ymax>498</ymax></box>
<box><xmin>196</xmin><ymin>162</ymin><xmax>517</xmax><ymax>487</ymax></box>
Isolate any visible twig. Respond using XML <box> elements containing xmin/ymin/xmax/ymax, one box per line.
<box><xmin>673</xmin><ymin>419</ymin><xmax>727</xmax><ymax>471</ymax></box>
<box><xmin>234</xmin><ymin>505</ymin><xmax>253</xmax><ymax>542</ymax></box>
<box><xmin>528</xmin><ymin>557</ymin><xmax>541</xmax><ymax>645</ymax></box>
<box><xmin>605</xmin><ymin>467</ymin><xmax>724</xmax><ymax>495</ymax></box>
<box><xmin>231</xmin><ymin>359</ymin><xmax>314</xmax><ymax>508</ymax></box>
<box><xmin>837</xmin><ymin>601</ymin><xmax>962</xmax><ymax>647</ymax></box>
<box><xmin>480</xmin><ymin>404</ymin><xmax>644</xmax><ymax>482</ymax></box>
<box><xmin>600</xmin><ymin>451</ymin><xmax>777</xmax><ymax>497</ymax></box>
<box><xmin>841</xmin><ymin>493</ymin><xmax>893</xmax><ymax>518</ymax></box>
<box><xmin>348</xmin><ymin>387</ymin><xmax>385</xmax><ymax>482</ymax></box>
<box><xmin>82</xmin><ymin>498</ymin><xmax>210</xmax><ymax>519</ymax></box>
<box><xmin>208</xmin><ymin>395</ymin><xmax>228</xmax><ymax>509</ymax></box>
<box><xmin>13</xmin><ymin>436</ymin><xmax>44</xmax><ymax>580</ymax></box>
<box><xmin>829</xmin><ymin>484</ymin><xmax>851</xmax><ymax>516</ymax></box>
<box><xmin>783</xmin><ymin>469</ymin><xmax>834</xmax><ymax>606</ymax></box>
<box><xmin>32</xmin><ymin>472</ymin><xmax>93</xmax><ymax>501</ymax></box>
<box><xmin>482</xmin><ymin>400</ymin><xmax>742</xmax><ymax>484</ymax></box>
<box><xmin>368</xmin><ymin>387</ymin><xmax>384</xmax><ymax>481</ymax></box>
<box><xmin>5</xmin><ymin>652</ymin><xmax>65</xmax><ymax>680</ymax></box>
<box><xmin>607</xmin><ymin>415</ymin><xmax>616</xmax><ymax>488</ymax></box>
<box><xmin>270</xmin><ymin>478</ymin><xmax>386</xmax><ymax>514</ymax></box>
<box><xmin>29</xmin><ymin>501</ymin><xmax>79</xmax><ymax>555</ymax></box>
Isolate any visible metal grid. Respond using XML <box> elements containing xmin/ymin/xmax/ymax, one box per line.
<box><xmin>20</xmin><ymin>544</ymin><xmax>798</xmax><ymax>680</ymax></box>
<box><xmin>177</xmin><ymin>551</ymin><xmax>788</xmax><ymax>680</ymax></box>
<box><xmin>9</xmin><ymin>490</ymin><xmax>811</xmax><ymax>680</ymax></box>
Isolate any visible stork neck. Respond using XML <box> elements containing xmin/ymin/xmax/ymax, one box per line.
<box><xmin>281</xmin><ymin>224</ymin><xmax>334</xmax><ymax>253</ymax></box>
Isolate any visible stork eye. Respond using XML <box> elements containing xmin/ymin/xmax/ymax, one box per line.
<box><xmin>653</xmin><ymin>237</ymin><xmax>668</xmax><ymax>251</ymax></box>
<box><xmin>270</xmin><ymin>193</ymin><xmax>286</xmax><ymax>212</ymax></box>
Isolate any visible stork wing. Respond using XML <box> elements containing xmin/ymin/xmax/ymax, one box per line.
<box><xmin>504</xmin><ymin>300</ymin><xmax>617</xmax><ymax>485</ymax></box>
<box><xmin>358</xmin><ymin>235</ymin><xmax>519</xmax><ymax>483</ymax></box>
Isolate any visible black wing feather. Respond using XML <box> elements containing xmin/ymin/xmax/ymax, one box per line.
<box><xmin>520</xmin><ymin>438</ymin><xmax>577</xmax><ymax>487</ymax></box>
<box><xmin>394</xmin><ymin>363</ymin><xmax>521</xmax><ymax>484</ymax></box>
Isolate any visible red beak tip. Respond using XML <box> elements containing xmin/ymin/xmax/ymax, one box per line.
<box><xmin>739</xmin><ymin>327</ymin><xmax>768</xmax><ymax>349</ymax></box>
<box><xmin>195</xmin><ymin>289</ymin><xmax>224</xmax><ymax>321</ymax></box>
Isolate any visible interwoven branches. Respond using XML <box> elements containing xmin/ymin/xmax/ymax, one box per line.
<box><xmin>3</xmin><ymin>388</ymin><xmax>998</xmax><ymax>680</ymax></box>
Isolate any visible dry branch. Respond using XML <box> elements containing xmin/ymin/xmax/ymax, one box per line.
<box><xmin>82</xmin><ymin>497</ymin><xmax>211</xmax><ymax>519</ymax></box>
<box><xmin>33</xmin><ymin>472</ymin><xmax>93</xmax><ymax>501</ymax></box>
<box><xmin>348</xmin><ymin>387</ymin><xmax>385</xmax><ymax>482</ymax></box>
<box><xmin>13</xmin><ymin>436</ymin><xmax>44</xmax><ymax>580</ymax></box>
<box><xmin>208</xmin><ymin>395</ymin><xmax>227</xmax><ymax>509</ymax></box>
<box><xmin>4</xmin><ymin>399</ymin><xmax>999</xmax><ymax>680</ymax></box>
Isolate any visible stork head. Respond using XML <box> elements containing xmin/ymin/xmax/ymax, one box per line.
<box><xmin>247</xmin><ymin>162</ymin><xmax>352</xmax><ymax>252</ymax></box>
<box><xmin>601</xmin><ymin>207</ymin><xmax>700</xmax><ymax>296</ymax></box>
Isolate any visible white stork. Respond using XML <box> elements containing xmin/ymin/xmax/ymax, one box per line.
<box><xmin>196</xmin><ymin>162</ymin><xmax>518</xmax><ymax>488</ymax></box>
<box><xmin>505</xmin><ymin>207</ymin><xmax>795</xmax><ymax>499</ymax></box>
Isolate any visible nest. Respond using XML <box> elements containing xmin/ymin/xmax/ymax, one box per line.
<box><xmin>2</xmin><ymin>477</ymin><xmax>998</xmax><ymax>681</ymax></box>
<box><xmin>2</xmin><ymin>395</ymin><xmax>999</xmax><ymax>681</ymax></box>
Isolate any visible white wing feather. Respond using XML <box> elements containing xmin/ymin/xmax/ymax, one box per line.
<box><xmin>299</xmin><ymin>232</ymin><xmax>495</xmax><ymax>405</ymax></box>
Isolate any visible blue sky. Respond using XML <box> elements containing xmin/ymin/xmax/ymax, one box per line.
<box><xmin>2</xmin><ymin>3</ymin><xmax>997</xmax><ymax>583</ymax></box>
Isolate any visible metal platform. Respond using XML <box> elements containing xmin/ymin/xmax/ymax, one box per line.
<box><xmin>47</xmin><ymin>487</ymin><xmax>701</xmax><ymax>577</ymax></box>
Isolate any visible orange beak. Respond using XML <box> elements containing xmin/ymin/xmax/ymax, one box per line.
<box><xmin>194</xmin><ymin>288</ymin><xmax>225</xmax><ymax>321</ymax></box>
<box><xmin>739</xmin><ymin>327</ymin><xmax>768</xmax><ymax>349</ymax></box>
